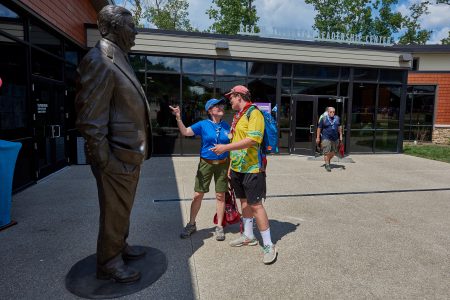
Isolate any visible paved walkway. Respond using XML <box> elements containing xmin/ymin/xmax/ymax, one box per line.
<box><xmin>1</xmin><ymin>154</ymin><xmax>450</xmax><ymax>299</ymax></box>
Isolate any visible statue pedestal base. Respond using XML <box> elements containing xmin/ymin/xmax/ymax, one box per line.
<box><xmin>66</xmin><ymin>246</ymin><xmax>167</xmax><ymax>299</ymax></box>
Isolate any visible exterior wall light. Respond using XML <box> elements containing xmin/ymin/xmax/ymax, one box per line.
<box><xmin>399</xmin><ymin>53</ymin><xmax>413</xmax><ymax>62</ymax></box>
<box><xmin>215</xmin><ymin>41</ymin><xmax>229</xmax><ymax>50</ymax></box>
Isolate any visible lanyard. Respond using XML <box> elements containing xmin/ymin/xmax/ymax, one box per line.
<box><xmin>230</xmin><ymin>103</ymin><xmax>253</xmax><ymax>139</ymax></box>
<box><xmin>326</xmin><ymin>115</ymin><xmax>336</xmax><ymax>129</ymax></box>
<box><xmin>209</xmin><ymin>120</ymin><xmax>222</xmax><ymax>144</ymax></box>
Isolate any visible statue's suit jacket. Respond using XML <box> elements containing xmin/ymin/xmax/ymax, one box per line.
<box><xmin>75</xmin><ymin>38</ymin><xmax>152</xmax><ymax>167</ymax></box>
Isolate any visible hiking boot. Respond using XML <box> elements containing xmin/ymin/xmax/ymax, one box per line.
<box><xmin>262</xmin><ymin>244</ymin><xmax>278</xmax><ymax>265</ymax></box>
<box><xmin>180</xmin><ymin>222</ymin><xmax>197</xmax><ymax>239</ymax></box>
<box><xmin>325</xmin><ymin>164</ymin><xmax>331</xmax><ymax>172</ymax></box>
<box><xmin>215</xmin><ymin>226</ymin><xmax>225</xmax><ymax>241</ymax></box>
<box><xmin>229</xmin><ymin>234</ymin><xmax>258</xmax><ymax>247</ymax></box>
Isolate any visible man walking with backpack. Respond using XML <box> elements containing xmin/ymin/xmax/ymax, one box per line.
<box><xmin>316</xmin><ymin>106</ymin><xmax>342</xmax><ymax>172</ymax></box>
<box><xmin>210</xmin><ymin>85</ymin><xmax>277</xmax><ymax>265</ymax></box>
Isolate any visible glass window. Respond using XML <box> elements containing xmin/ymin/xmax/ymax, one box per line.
<box><xmin>411</xmin><ymin>85</ymin><xmax>435</xmax><ymax>94</ymax></box>
<box><xmin>350</xmin><ymin>130</ymin><xmax>374</xmax><ymax>152</ymax></box>
<box><xmin>282</xmin><ymin>64</ymin><xmax>292</xmax><ymax>77</ymax></box>
<box><xmin>354</xmin><ymin>68</ymin><xmax>378</xmax><ymax>81</ymax></box>
<box><xmin>281</xmin><ymin>79</ymin><xmax>291</xmax><ymax>94</ymax></box>
<box><xmin>183</xmin><ymin>58</ymin><xmax>213</xmax><ymax>74</ymax></box>
<box><xmin>405</xmin><ymin>126</ymin><xmax>432</xmax><ymax>142</ymax></box>
<box><xmin>216</xmin><ymin>60</ymin><xmax>246</xmax><ymax>76</ymax></box>
<box><xmin>375</xmin><ymin>131</ymin><xmax>398</xmax><ymax>152</ymax></box>
<box><xmin>0</xmin><ymin>3</ymin><xmax>20</xmax><ymax>18</ymax></box>
<box><xmin>146</xmin><ymin>73</ymin><xmax>181</xmax><ymax>154</ymax></box>
<box><xmin>147</xmin><ymin>56</ymin><xmax>180</xmax><ymax>72</ymax></box>
<box><xmin>181</xmin><ymin>75</ymin><xmax>215</xmax><ymax>154</ymax></box>
<box><xmin>279</xmin><ymin>96</ymin><xmax>291</xmax><ymax>153</ymax></box>
<box><xmin>247</xmin><ymin>78</ymin><xmax>277</xmax><ymax>115</ymax></box>
<box><xmin>31</xmin><ymin>48</ymin><xmax>63</xmax><ymax>81</ymax></box>
<box><xmin>351</xmin><ymin>83</ymin><xmax>376</xmax><ymax>129</ymax></box>
<box><xmin>64</xmin><ymin>42</ymin><xmax>81</xmax><ymax>66</ymax></box>
<box><xmin>0</xmin><ymin>36</ymin><xmax>28</xmax><ymax>139</ymax></box>
<box><xmin>411</xmin><ymin>94</ymin><xmax>434</xmax><ymax>126</ymax></box>
<box><xmin>340</xmin><ymin>67</ymin><xmax>350</xmax><ymax>80</ymax></box>
<box><xmin>29</xmin><ymin>22</ymin><xmax>62</xmax><ymax>56</ymax></box>
<box><xmin>339</xmin><ymin>83</ymin><xmax>349</xmax><ymax>97</ymax></box>
<box><xmin>248</xmin><ymin>62</ymin><xmax>277</xmax><ymax>76</ymax></box>
<box><xmin>0</xmin><ymin>4</ymin><xmax>23</xmax><ymax>41</ymax></box>
<box><xmin>377</xmin><ymin>85</ymin><xmax>401</xmax><ymax>129</ymax></box>
<box><xmin>293</xmin><ymin>64</ymin><xmax>339</xmax><ymax>79</ymax></box>
<box><xmin>292</xmin><ymin>80</ymin><xmax>338</xmax><ymax>95</ymax></box>
<box><xmin>129</xmin><ymin>55</ymin><xmax>146</xmax><ymax>73</ymax></box>
<box><xmin>380</xmin><ymin>69</ymin><xmax>404</xmax><ymax>83</ymax></box>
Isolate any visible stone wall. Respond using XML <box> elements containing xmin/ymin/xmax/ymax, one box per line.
<box><xmin>432</xmin><ymin>127</ymin><xmax>450</xmax><ymax>144</ymax></box>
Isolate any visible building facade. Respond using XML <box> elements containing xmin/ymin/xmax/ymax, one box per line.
<box><xmin>1</xmin><ymin>1</ymin><xmax>449</xmax><ymax>192</ymax></box>
<box><xmin>0</xmin><ymin>0</ymin><xmax>111</xmax><ymax>191</ymax></box>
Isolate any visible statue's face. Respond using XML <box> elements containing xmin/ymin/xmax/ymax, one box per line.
<box><xmin>115</xmin><ymin>14</ymin><xmax>137</xmax><ymax>53</ymax></box>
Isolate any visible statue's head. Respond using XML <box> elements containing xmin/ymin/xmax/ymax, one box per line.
<box><xmin>97</xmin><ymin>5</ymin><xmax>137</xmax><ymax>53</ymax></box>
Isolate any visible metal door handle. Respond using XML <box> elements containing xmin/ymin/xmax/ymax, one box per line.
<box><xmin>309</xmin><ymin>125</ymin><xmax>314</xmax><ymax>134</ymax></box>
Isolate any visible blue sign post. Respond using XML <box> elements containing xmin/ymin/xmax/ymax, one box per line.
<box><xmin>0</xmin><ymin>139</ymin><xmax>21</xmax><ymax>231</ymax></box>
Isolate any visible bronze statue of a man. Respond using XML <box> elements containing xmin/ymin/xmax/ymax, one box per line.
<box><xmin>75</xmin><ymin>5</ymin><xmax>152</xmax><ymax>283</ymax></box>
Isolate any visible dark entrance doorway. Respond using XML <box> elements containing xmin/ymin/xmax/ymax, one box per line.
<box><xmin>290</xmin><ymin>94</ymin><xmax>346</xmax><ymax>156</ymax></box>
<box><xmin>32</xmin><ymin>77</ymin><xmax>68</xmax><ymax>179</ymax></box>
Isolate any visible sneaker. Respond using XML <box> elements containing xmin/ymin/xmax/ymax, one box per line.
<box><xmin>215</xmin><ymin>226</ymin><xmax>225</xmax><ymax>241</ymax></box>
<box><xmin>229</xmin><ymin>234</ymin><xmax>258</xmax><ymax>247</ymax></box>
<box><xmin>325</xmin><ymin>164</ymin><xmax>331</xmax><ymax>172</ymax></box>
<box><xmin>180</xmin><ymin>222</ymin><xmax>197</xmax><ymax>239</ymax></box>
<box><xmin>262</xmin><ymin>244</ymin><xmax>278</xmax><ymax>265</ymax></box>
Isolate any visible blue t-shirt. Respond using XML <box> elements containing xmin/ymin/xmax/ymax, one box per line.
<box><xmin>190</xmin><ymin>119</ymin><xmax>230</xmax><ymax>160</ymax></box>
<box><xmin>319</xmin><ymin>115</ymin><xmax>340</xmax><ymax>141</ymax></box>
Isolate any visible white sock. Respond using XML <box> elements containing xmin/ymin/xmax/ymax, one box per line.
<box><xmin>243</xmin><ymin>218</ymin><xmax>254</xmax><ymax>239</ymax></box>
<box><xmin>260</xmin><ymin>228</ymin><xmax>273</xmax><ymax>246</ymax></box>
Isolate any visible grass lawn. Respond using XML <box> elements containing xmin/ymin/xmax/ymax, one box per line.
<box><xmin>403</xmin><ymin>143</ymin><xmax>450</xmax><ymax>163</ymax></box>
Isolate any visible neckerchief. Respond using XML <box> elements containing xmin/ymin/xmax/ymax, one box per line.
<box><xmin>229</xmin><ymin>102</ymin><xmax>253</xmax><ymax>139</ymax></box>
<box><xmin>326</xmin><ymin>115</ymin><xmax>336</xmax><ymax>129</ymax></box>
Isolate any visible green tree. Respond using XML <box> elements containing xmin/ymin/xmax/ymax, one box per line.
<box><xmin>304</xmin><ymin>0</ymin><xmax>403</xmax><ymax>38</ymax></box>
<box><xmin>398</xmin><ymin>1</ymin><xmax>432</xmax><ymax>45</ymax></box>
<box><xmin>144</xmin><ymin>0</ymin><xmax>194</xmax><ymax>31</ymax></box>
<box><xmin>441</xmin><ymin>32</ymin><xmax>450</xmax><ymax>44</ymax></box>
<box><xmin>119</xmin><ymin>0</ymin><xmax>145</xmax><ymax>27</ymax></box>
<box><xmin>206</xmin><ymin>0</ymin><xmax>259</xmax><ymax>35</ymax></box>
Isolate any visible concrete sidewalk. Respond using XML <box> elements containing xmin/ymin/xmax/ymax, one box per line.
<box><xmin>1</xmin><ymin>154</ymin><xmax>450</xmax><ymax>299</ymax></box>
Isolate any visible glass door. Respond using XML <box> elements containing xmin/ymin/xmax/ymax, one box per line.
<box><xmin>291</xmin><ymin>95</ymin><xmax>318</xmax><ymax>155</ymax></box>
<box><xmin>32</xmin><ymin>77</ymin><xmax>67</xmax><ymax>179</ymax></box>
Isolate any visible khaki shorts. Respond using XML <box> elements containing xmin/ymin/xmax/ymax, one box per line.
<box><xmin>194</xmin><ymin>159</ymin><xmax>229</xmax><ymax>193</ymax></box>
<box><xmin>321</xmin><ymin>139</ymin><xmax>338</xmax><ymax>154</ymax></box>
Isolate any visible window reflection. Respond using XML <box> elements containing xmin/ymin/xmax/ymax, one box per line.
<box><xmin>377</xmin><ymin>85</ymin><xmax>401</xmax><ymax>129</ymax></box>
<box><xmin>0</xmin><ymin>37</ymin><xmax>27</xmax><ymax>137</ymax></box>
<box><xmin>354</xmin><ymin>68</ymin><xmax>378</xmax><ymax>81</ymax></box>
<box><xmin>216</xmin><ymin>60</ymin><xmax>246</xmax><ymax>76</ymax></box>
<box><xmin>31</xmin><ymin>48</ymin><xmax>63</xmax><ymax>80</ymax></box>
<box><xmin>404</xmin><ymin>85</ymin><xmax>435</xmax><ymax>142</ymax></box>
<box><xmin>182</xmin><ymin>75</ymin><xmax>214</xmax><ymax>154</ymax></box>
<box><xmin>147</xmin><ymin>56</ymin><xmax>180</xmax><ymax>72</ymax></box>
<box><xmin>292</xmin><ymin>80</ymin><xmax>338</xmax><ymax>95</ymax></box>
<box><xmin>350</xmin><ymin>130</ymin><xmax>374</xmax><ymax>152</ymax></box>
<box><xmin>375</xmin><ymin>131</ymin><xmax>398</xmax><ymax>152</ymax></box>
<box><xmin>0</xmin><ymin>4</ymin><xmax>23</xmax><ymax>40</ymax></box>
<box><xmin>248</xmin><ymin>62</ymin><xmax>277</xmax><ymax>76</ymax></box>
<box><xmin>380</xmin><ymin>69</ymin><xmax>404</xmax><ymax>83</ymax></box>
<box><xmin>293</xmin><ymin>64</ymin><xmax>339</xmax><ymax>79</ymax></box>
<box><xmin>146</xmin><ymin>73</ymin><xmax>181</xmax><ymax>154</ymax></box>
<box><xmin>351</xmin><ymin>83</ymin><xmax>376</xmax><ymax>129</ymax></box>
<box><xmin>29</xmin><ymin>22</ymin><xmax>62</xmax><ymax>56</ymax></box>
<box><xmin>248</xmin><ymin>78</ymin><xmax>276</xmax><ymax>117</ymax></box>
<box><xmin>183</xmin><ymin>58</ymin><xmax>213</xmax><ymax>74</ymax></box>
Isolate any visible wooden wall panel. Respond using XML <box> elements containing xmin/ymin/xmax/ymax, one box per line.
<box><xmin>20</xmin><ymin>0</ymin><xmax>97</xmax><ymax>46</ymax></box>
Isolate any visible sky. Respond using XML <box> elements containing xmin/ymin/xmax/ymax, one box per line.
<box><xmin>119</xmin><ymin>0</ymin><xmax>450</xmax><ymax>44</ymax></box>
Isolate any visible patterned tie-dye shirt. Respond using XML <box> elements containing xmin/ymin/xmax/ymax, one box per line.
<box><xmin>230</xmin><ymin>108</ymin><xmax>264</xmax><ymax>173</ymax></box>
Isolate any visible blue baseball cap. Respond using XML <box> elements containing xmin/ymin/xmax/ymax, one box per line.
<box><xmin>205</xmin><ymin>98</ymin><xmax>225</xmax><ymax>111</ymax></box>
